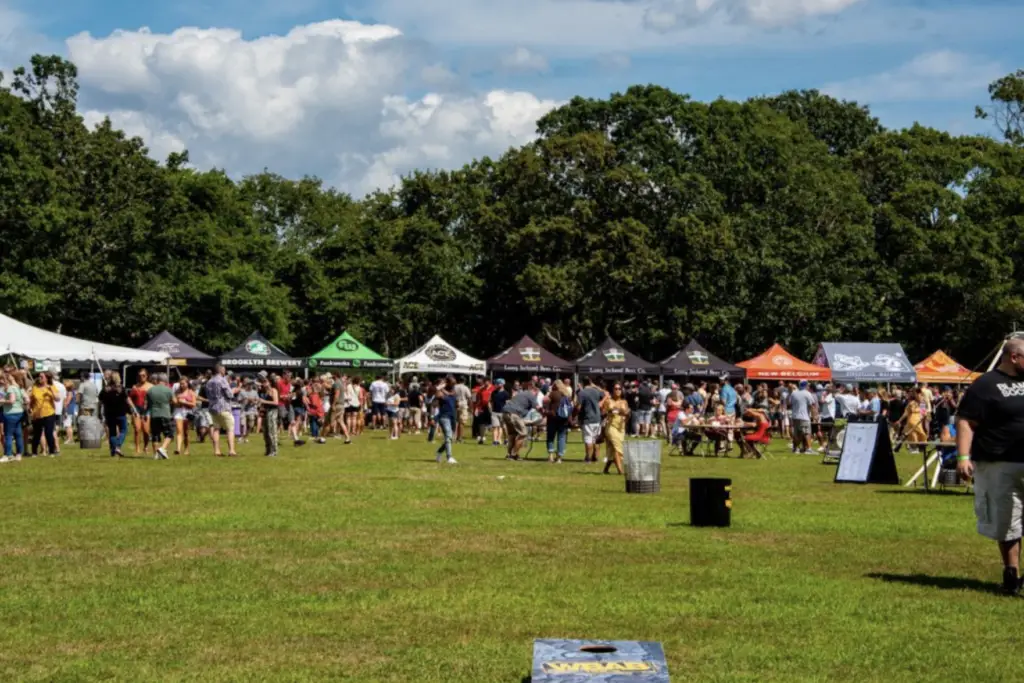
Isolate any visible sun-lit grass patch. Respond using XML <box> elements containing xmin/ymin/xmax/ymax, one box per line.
<box><xmin>0</xmin><ymin>431</ymin><xmax>1018</xmax><ymax>681</ymax></box>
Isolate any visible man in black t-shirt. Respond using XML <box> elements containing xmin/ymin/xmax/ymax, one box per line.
<box><xmin>957</xmin><ymin>337</ymin><xmax>1024</xmax><ymax>595</ymax></box>
<box><xmin>636</xmin><ymin>380</ymin><xmax>656</xmax><ymax>438</ymax></box>
<box><xmin>488</xmin><ymin>379</ymin><xmax>509</xmax><ymax>446</ymax></box>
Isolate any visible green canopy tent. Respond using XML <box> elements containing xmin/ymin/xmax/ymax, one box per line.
<box><xmin>309</xmin><ymin>331</ymin><xmax>392</xmax><ymax>370</ymax></box>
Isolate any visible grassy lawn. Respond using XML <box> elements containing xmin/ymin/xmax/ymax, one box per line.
<box><xmin>0</xmin><ymin>429</ymin><xmax>1020</xmax><ymax>682</ymax></box>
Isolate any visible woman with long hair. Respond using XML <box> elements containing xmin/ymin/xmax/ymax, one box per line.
<box><xmin>601</xmin><ymin>382</ymin><xmax>631</xmax><ymax>475</ymax></box>
<box><xmin>257</xmin><ymin>376</ymin><xmax>280</xmax><ymax>457</ymax></box>
<box><xmin>896</xmin><ymin>388</ymin><xmax>928</xmax><ymax>444</ymax></box>
<box><xmin>29</xmin><ymin>372</ymin><xmax>59</xmax><ymax>457</ymax></box>
<box><xmin>1</xmin><ymin>370</ymin><xmax>27</xmax><ymax>462</ymax></box>
<box><xmin>173</xmin><ymin>376</ymin><xmax>196</xmax><ymax>456</ymax></box>
<box><xmin>544</xmin><ymin>379</ymin><xmax>572</xmax><ymax>463</ymax></box>
<box><xmin>100</xmin><ymin>374</ymin><xmax>132</xmax><ymax>457</ymax></box>
<box><xmin>129</xmin><ymin>369</ymin><xmax>153</xmax><ymax>455</ymax></box>
<box><xmin>62</xmin><ymin>379</ymin><xmax>77</xmax><ymax>445</ymax></box>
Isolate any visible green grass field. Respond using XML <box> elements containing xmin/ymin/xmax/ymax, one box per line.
<box><xmin>0</xmin><ymin>429</ymin><xmax>1020</xmax><ymax>682</ymax></box>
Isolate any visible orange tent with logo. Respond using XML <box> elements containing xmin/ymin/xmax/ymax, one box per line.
<box><xmin>738</xmin><ymin>343</ymin><xmax>832</xmax><ymax>381</ymax></box>
<box><xmin>914</xmin><ymin>350</ymin><xmax>980</xmax><ymax>384</ymax></box>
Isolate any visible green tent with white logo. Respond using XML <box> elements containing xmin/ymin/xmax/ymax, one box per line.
<box><xmin>309</xmin><ymin>331</ymin><xmax>392</xmax><ymax>370</ymax></box>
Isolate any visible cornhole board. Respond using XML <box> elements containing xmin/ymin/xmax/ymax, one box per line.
<box><xmin>532</xmin><ymin>639</ymin><xmax>670</xmax><ymax>682</ymax></box>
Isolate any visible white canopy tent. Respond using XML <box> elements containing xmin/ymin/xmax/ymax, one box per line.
<box><xmin>394</xmin><ymin>335</ymin><xmax>487</xmax><ymax>376</ymax></box>
<box><xmin>0</xmin><ymin>312</ymin><xmax>169</xmax><ymax>364</ymax></box>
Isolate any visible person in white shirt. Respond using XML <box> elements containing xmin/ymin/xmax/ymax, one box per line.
<box><xmin>835</xmin><ymin>385</ymin><xmax>861</xmax><ymax>419</ymax></box>
<box><xmin>369</xmin><ymin>376</ymin><xmax>390</xmax><ymax>430</ymax></box>
<box><xmin>51</xmin><ymin>375</ymin><xmax>67</xmax><ymax>454</ymax></box>
<box><xmin>816</xmin><ymin>385</ymin><xmax>836</xmax><ymax>453</ymax></box>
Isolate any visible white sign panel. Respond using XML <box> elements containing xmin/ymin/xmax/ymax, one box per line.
<box><xmin>835</xmin><ymin>422</ymin><xmax>880</xmax><ymax>483</ymax></box>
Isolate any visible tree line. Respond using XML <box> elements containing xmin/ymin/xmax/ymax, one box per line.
<box><xmin>2</xmin><ymin>55</ymin><xmax>1024</xmax><ymax>369</ymax></box>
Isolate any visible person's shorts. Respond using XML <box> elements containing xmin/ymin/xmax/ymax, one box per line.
<box><xmin>491</xmin><ymin>412</ymin><xmax>503</xmax><ymax>428</ymax></box>
<box><xmin>793</xmin><ymin>419</ymin><xmax>811</xmax><ymax>437</ymax></box>
<box><xmin>211</xmin><ymin>411</ymin><xmax>235</xmax><ymax>433</ymax></box>
<box><xmin>398</xmin><ymin>408</ymin><xmax>409</xmax><ymax>421</ymax></box>
<box><xmin>278</xmin><ymin>405</ymin><xmax>293</xmax><ymax>425</ymax></box>
<box><xmin>63</xmin><ymin>413</ymin><xmax>74</xmax><ymax>428</ymax></box>
<box><xmin>150</xmin><ymin>417</ymin><xmax>173</xmax><ymax>440</ymax></box>
<box><xmin>458</xmin><ymin>404</ymin><xmax>471</xmax><ymax>425</ymax></box>
<box><xmin>173</xmin><ymin>409</ymin><xmax>190</xmax><ymax>422</ymax></box>
<box><xmin>345</xmin><ymin>406</ymin><xmax>359</xmax><ymax>414</ymax></box>
<box><xmin>372</xmin><ymin>402</ymin><xmax>387</xmax><ymax>417</ymax></box>
<box><xmin>502</xmin><ymin>413</ymin><xmax>528</xmax><ymax>438</ymax></box>
<box><xmin>133</xmin><ymin>406</ymin><xmax>149</xmax><ymax>418</ymax></box>
<box><xmin>582</xmin><ymin>422</ymin><xmax>602</xmax><ymax>445</ymax></box>
<box><xmin>244</xmin><ymin>413</ymin><xmax>258</xmax><ymax>428</ymax></box>
<box><xmin>331</xmin><ymin>404</ymin><xmax>345</xmax><ymax>418</ymax></box>
<box><xmin>973</xmin><ymin>461</ymin><xmax>1024</xmax><ymax>541</ymax></box>
<box><xmin>819</xmin><ymin>417</ymin><xmax>835</xmax><ymax>430</ymax></box>
<box><xmin>634</xmin><ymin>410</ymin><xmax>653</xmax><ymax>426</ymax></box>
<box><xmin>293</xmin><ymin>406</ymin><xmax>306</xmax><ymax>418</ymax></box>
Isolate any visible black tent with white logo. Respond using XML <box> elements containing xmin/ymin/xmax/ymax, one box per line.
<box><xmin>219</xmin><ymin>331</ymin><xmax>304</xmax><ymax>370</ymax></box>
<box><xmin>488</xmin><ymin>335</ymin><xmax>574</xmax><ymax>374</ymax></box>
<box><xmin>576</xmin><ymin>337</ymin><xmax>658</xmax><ymax>376</ymax></box>
<box><xmin>660</xmin><ymin>340</ymin><xmax>745</xmax><ymax>379</ymax></box>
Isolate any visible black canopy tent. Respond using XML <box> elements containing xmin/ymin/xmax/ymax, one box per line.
<box><xmin>140</xmin><ymin>330</ymin><xmax>215</xmax><ymax>367</ymax></box>
<box><xmin>576</xmin><ymin>337</ymin><xmax>658</xmax><ymax>376</ymax></box>
<box><xmin>488</xmin><ymin>335</ymin><xmax>575</xmax><ymax>374</ymax></box>
<box><xmin>219</xmin><ymin>331</ymin><xmax>304</xmax><ymax>370</ymax></box>
<box><xmin>660</xmin><ymin>340</ymin><xmax>745</xmax><ymax>379</ymax></box>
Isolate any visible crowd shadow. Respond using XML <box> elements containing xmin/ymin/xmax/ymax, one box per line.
<box><xmin>866</xmin><ymin>572</ymin><xmax>1002</xmax><ymax>596</ymax></box>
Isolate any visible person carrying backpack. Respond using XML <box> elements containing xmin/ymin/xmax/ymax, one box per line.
<box><xmin>545</xmin><ymin>379</ymin><xmax>573</xmax><ymax>464</ymax></box>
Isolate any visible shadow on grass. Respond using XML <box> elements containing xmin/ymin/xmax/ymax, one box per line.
<box><xmin>866</xmin><ymin>572</ymin><xmax>1002</xmax><ymax>596</ymax></box>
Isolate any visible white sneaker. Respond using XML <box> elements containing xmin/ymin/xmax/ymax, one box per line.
<box><xmin>447</xmin><ymin>457</ymin><xmax>458</xmax><ymax>464</ymax></box>
<box><xmin>0</xmin><ymin>456</ymin><xmax>9</xmax><ymax>464</ymax></box>
<box><xmin>157</xmin><ymin>448</ymin><xmax>168</xmax><ymax>460</ymax></box>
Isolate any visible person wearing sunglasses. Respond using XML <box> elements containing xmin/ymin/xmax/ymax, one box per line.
<box><xmin>601</xmin><ymin>382</ymin><xmax>631</xmax><ymax>475</ymax></box>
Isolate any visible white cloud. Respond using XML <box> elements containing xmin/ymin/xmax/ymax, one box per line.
<box><xmin>67</xmin><ymin>20</ymin><xmax>560</xmax><ymax>195</ymax></box>
<box><xmin>642</xmin><ymin>0</ymin><xmax>863</xmax><ymax>30</ymax></box>
<box><xmin>823</xmin><ymin>51</ymin><xmax>1003</xmax><ymax>104</ymax></box>
<box><xmin>500</xmin><ymin>47</ymin><xmax>549</xmax><ymax>72</ymax></box>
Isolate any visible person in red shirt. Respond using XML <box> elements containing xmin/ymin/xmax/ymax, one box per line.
<box><xmin>276</xmin><ymin>371</ymin><xmax>293</xmax><ymax>436</ymax></box>
<box><xmin>307</xmin><ymin>379</ymin><xmax>326</xmax><ymax>444</ymax></box>
<box><xmin>473</xmin><ymin>378</ymin><xmax>496</xmax><ymax>445</ymax></box>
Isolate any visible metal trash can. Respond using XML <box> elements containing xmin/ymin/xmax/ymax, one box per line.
<box><xmin>690</xmin><ymin>478</ymin><xmax>731</xmax><ymax>527</ymax></box>
<box><xmin>624</xmin><ymin>440</ymin><xmax>661</xmax><ymax>494</ymax></box>
<box><xmin>78</xmin><ymin>415</ymin><xmax>102</xmax><ymax>450</ymax></box>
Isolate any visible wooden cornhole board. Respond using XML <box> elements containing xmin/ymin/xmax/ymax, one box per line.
<box><xmin>532</xmin><ymin>639</ymin><xmax>670</xmax><ymax>682</ymax></box>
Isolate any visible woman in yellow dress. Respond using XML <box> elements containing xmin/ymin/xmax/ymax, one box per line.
<box><xmin>897</xmin><ymin>388</ymin><xmax>928</xmax><ymax>444</ymax></box>
<box><xmin>601</xmin><ymin>382</ymin><xmax>631</xmax><ymax>475</ymax></box>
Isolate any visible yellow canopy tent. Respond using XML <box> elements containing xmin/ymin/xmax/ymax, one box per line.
<box><xmin>914</xmin><ymin>350</ymin><xmax>980</xmax><ymax>384</ymax></box>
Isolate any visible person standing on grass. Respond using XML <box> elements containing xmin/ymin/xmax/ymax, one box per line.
<box><xmin>601</xmin><ymin>382</ymin><xmax>631</xmax><ymax>475</ymax></box>
<box><xmin>147</xmin><ymin>373</ymin><xmax>174</xmax><ymax>460</ymax></box>
<box><xmin>788</xmin><ymin>380</ymin><xmax>818</xmax><ymax>454</ymax></box>
<box><xmin>129</xmin><ymin>369</ymin><xmax>153</xmax><ymax>456</ymax></box>
<box><xmin>407</xmin><ymin>382</ymin><xmax>424</xmax><ymax>435</ymax></box>
<box><xmin>488</xmin><ymin>379</ymin><xmax>509</xmax><ymax>446</ymax></box>
<box><xmin>453</xmin><ymin>376</ymin><xmax>473</xmax><ymax>444</ymax></box>
<box><xmin>307</xmin><ymin>379</ymin><xmax>327</xmax><ymax>444</ymax></box>
<box><xmin>62</xmin><ymin>379</ymin><xmax>76</xmax><ymax>445</ymax></box>
<box><xmin>329</xmin><ymin>373</ymin><xmax>346</xmax><ymax>438</ymax></box>
<box><xmin>206</xmin><ymin>364</ymin><xmax>239</xmax><ymax>457</ymax></box>
<box><xmin>173</xmin><ymin>376</ymin><xmax>197</xmax><ymax>456</ymax></box>
<box><xmin>544</xmin><ymin>379</ymin><xmax>573</xmax><ymax>463</ymax></box>
<box><xmin>577</xmin><ymin>377</ymin><xmax>604</xmax><ymax>463</ymax></box>
<box><xmin>100</xmin><ymin>375</ymin><xmax>132</xmax><ymax>457</ymax></box>
<box><xmin>369</xmin><ymin>375</ymin><xmax>389</xmax><ymax>430</ymax></box>
<box><xmin>238</xmin><ymin>378</ymin><xmax>259</xmax><ymax>444</ymax></box>
<box><xmin>78</xmin><ymin>371</ymin><xmax>99</xmax><ymax>418</ymax></box>
<box><xmin>956</xmin><ymin>337</ymin><xmax>1024</xmax><ymax>595</ymax></box>
<box><xmin>258</xmin><ymin>376</ymin><xmax>280</xmax><ymax>457</ymax></box>
<box><xmin>434</xmin><ymin>378</ymin><xmax>458</xmax><ymax>464</ymax></box>
<box><xmin>1</xmin><ymin>370</ymin><xmax>28</xmax><ymax>462</ymax></box>
<box><xmin>29</xmin><ymin>372</ymin><xmax>59</xmax><ymax>457</ymax></box>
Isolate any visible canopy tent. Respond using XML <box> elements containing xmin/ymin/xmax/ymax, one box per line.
<box><xmin>986</xmin><ymin>332</ymin><xmax>1024</xmax><ymax>372</ymax></box>
<box><xmin>576</xmin><ymin>337</ymin><xmax>658</xmax><ymax>376</ymax></box>
<box><xmin>140</xmin><ymin>330</ymin><xmax>215</xmax><ymax>367</ymax></box>
<box><xmin>0</xmin><ymin>312</ymin><xmax>168</xmax><ymax>364</ymax></box>
<box><xmin>813</xmin><ymin>342</ymin><xmax>916</xmax><ymax>383</ymax></box>
<box><xmin>395</xmin><ymin>335</ymin><xmax>487</xmax><ymax>376</ymax></box>
<box><xmin>738</xmin><ymin>343</ymin><xmax>831</xmax><ymax>381</ymax></box>
<box><xmin>309</xmin><ymin>331</ymin><xmax>393</xmax><ymax>370</ymax></box>
<box><xmin>915</xmin><ymin>350</ymin><xmax>980</xmax><ymax>384</ymax></box>
<box><xmin>488</xmin><ymin>335</ymin><xmax>574</xmax><ymax>374</ymax></box>
<box><xmin>220</xmin><ymin>331</ymin><xmax>304</xmax><ymax>369</ymax></box>
<box><xmin>660</xmin><ymin>340</ymin><xmax>745</xmax><ymax>379</ymax></box>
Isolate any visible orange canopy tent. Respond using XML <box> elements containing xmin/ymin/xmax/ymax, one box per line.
<box><xmin>914</xmin><ymin>350</ymin><xmax>980</xmax><ymax>384</ymax></box>
<box><xmin>738</xmin><ymin>343</ymin><xmax>832</xmax><ymax>381</ymax></box>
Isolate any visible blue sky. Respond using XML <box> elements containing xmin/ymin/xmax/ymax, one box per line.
<box><xmin>1</xmin><ymin>0</ymin><xmax>1021</xmax><ymax>193</ymax></box>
